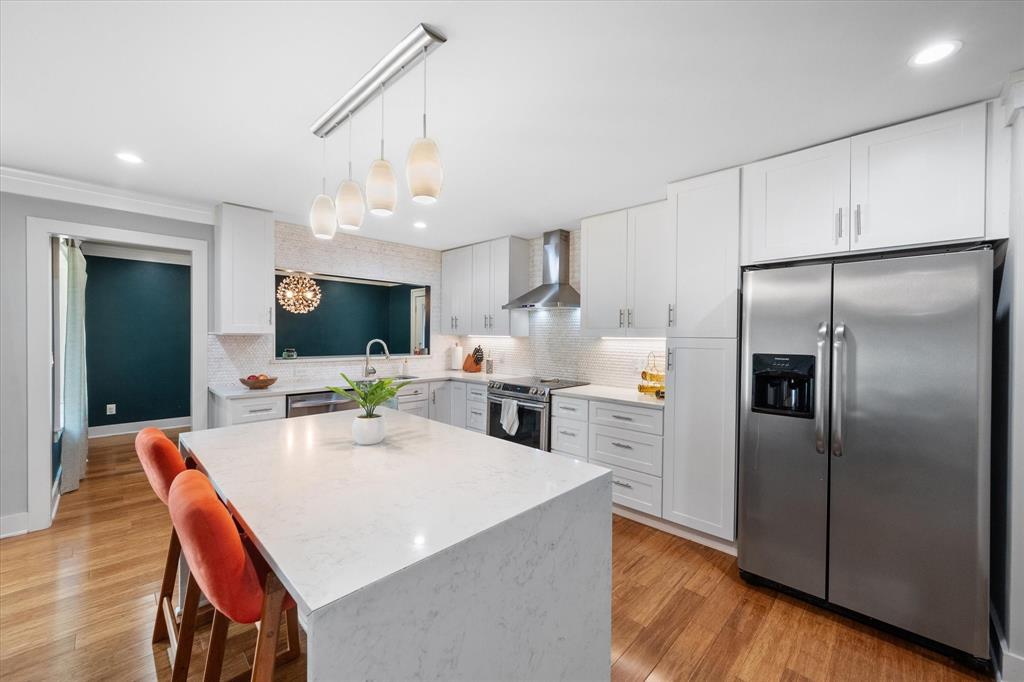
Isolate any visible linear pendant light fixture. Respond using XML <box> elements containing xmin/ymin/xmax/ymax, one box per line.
<box><xmin>307</xmin><ymin>23</ymin><xmax>446</xmax><ymax>236</ymax></box>
<box><xmin>407</xmin><ymin>46</ymin><xmax>443</xmax><ymax>204</ymax></box>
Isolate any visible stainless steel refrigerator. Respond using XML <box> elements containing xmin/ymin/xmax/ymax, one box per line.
<box><xmin>738</xmin><ymin>248</ymin><xmax>992</xmax><ymax>660</ymax></box>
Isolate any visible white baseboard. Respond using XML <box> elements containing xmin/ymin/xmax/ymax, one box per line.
<box><xmin>992</xmin><ymin>607</ymin><xmax>1024</xmax><ymax>682</ymax></box>
<box><xmin>88</xmin><ymin>416</ymin><xmax>190</xmax><ymax>438</ymax></box>
<box><xmin>0</xmin><ymin>512</ymin><xmax>29</xmax><ymax>539</ymax></box>
<box><xmin>612</xmin><ymin>505</ymin><xmax>738</xmax><ymax>556</ymax></box>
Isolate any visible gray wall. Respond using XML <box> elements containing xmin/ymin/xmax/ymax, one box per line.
<box><xmin>0</xmin><ymin>192</ymin><xmax>212</xmax><ymax>519</ymax></box>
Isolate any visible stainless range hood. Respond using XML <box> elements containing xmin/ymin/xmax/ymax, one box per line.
<box><xmin>502</xmin><ymin>229</ymin><xmax>580</xmax><ymax>309</ymax></box>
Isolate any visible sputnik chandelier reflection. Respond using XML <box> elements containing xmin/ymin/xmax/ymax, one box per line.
<box><xmin>308</xmin><ymin>24</ymin><xmax>446</xmax><ymax>239</ymax></box>
<box><xmin>277</xmin><ymin>274</ymin><xmax>322</xmax><ymax>314</ymax></box>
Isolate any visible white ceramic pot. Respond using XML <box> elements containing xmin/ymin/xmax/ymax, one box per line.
<box><xmin>352</xmin><ymin>413</ymin><xmax>385</xmax><ymax>445</ymax></box>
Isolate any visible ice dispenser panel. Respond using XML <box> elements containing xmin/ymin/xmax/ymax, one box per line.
<box><xmin>751</xmin><ymin>354</ymin><xmax>815</xmax><ymax>418</ymax></box>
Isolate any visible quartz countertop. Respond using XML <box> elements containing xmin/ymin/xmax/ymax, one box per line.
<box><xmin>553</xmin><ymin>383</ymin><xmax>665</xmax><ymax>410</ymax></box>
<box><xmin>178</xmin><ymin>408</ymin><xmax>610</xmax><ymax>615</ymax></box>
<box><xmin>209</xmin><ymin>370</ymin><xmax>528</xmax><ymax>400</ymax></box>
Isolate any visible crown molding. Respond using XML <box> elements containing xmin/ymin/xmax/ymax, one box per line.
<box><xmin>0</xmin><ymin>166</ymin><xmax>215</xmax><ymax>225</ymax></box>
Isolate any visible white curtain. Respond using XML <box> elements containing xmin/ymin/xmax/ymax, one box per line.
<box><xmin>61</xmin><ymin>243</ymin><xmax>88</xmax><ymax>493</ymax></box>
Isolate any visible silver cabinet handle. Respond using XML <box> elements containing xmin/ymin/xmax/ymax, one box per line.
<box><xmin>267</xmin><ymin>307</ymin><xmax>272</xmax><ymax>325</ymax></box>
<box><xmin>454</xmin><ymin>315</ymin><xmax>458</xmax><ymax>330</ymax></box>
<box><xmin>619</xmin><ymin>309</ymin><xmax>624</xmax><ymax>328</ymax></box>
<box><xmin>612</xmin><ymin>479</ymin><xmax>634</xmax><ymax>489</ymax></box>
<box><xmin>610</xmin><ymin>441</ymin><xmax>634</xmax><ymax>450</ymax></box>
<box><xmin>815</xmin><ymin>321</ymin><xmax>829</xmax><ymax>454</ymax></box>
<box><xmin>667</xmin><ymin>348</ymin><xmax>673</xmax><ymax>371</ymax></box>
<box><xmin>558</xmin><ymin>429</ymin><xmax>577</xmax><ymax>437</ymax></box>
<box><xmin>854</xmin><ymin>204</ymin><xmax>862</xmax><ymax>238</ymax></box>
<box><xmin>627</xmin><ymin>308</ymin><xmax>633</xmax><ymax>327</ymax></box>
<box><xmin>667</xmin><ymin>304</ymin><xmax>674</xmax><ymax>327</ymax></box>
<box><xmin>431</xmin><ymin>390</ymin><xmax>436</xmax><ymax>404</ymax></box>
<box><xmin>611</xmin><ymin>414</ymin><xmax>634</xmax><ymax>421</ymax></box>
<box><xmin>831</xmin><ymin>323</ymin><xmax>846</xmax><ymax>457</ymax></box>
<box><xmin>470</xmin><ymin>410</ymin><xmax>483</xmax><ymax>416</ymax></box>
<box><xmin>560</xmin><ymin>405</ymin><xmax>577</xmax><ymax>412</ymax></box>
<box><xmin>247</xmin><ymin>407</ymin><xmax>274</xmax><ymax>414</ymax></box>
<box><xmin>484</xmin><ymin>314</ymin><xmax>488</xmax><ymax>328</ymax></box>
<box><xmin>835</xmin><ymin>207</ymin><xmax>843</xmax><ymax>241</ymax></box>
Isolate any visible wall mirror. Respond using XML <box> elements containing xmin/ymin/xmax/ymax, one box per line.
<box><xmin>274</xmin><ymin>271</ymin><xmax>430</xmax><ymax>359</ymax></box>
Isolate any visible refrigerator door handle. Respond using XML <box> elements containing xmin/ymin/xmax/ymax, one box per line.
<box><xmin>815</xmin><ymin>321</ymin><xmax>829</xmax><ymax>453</ymax></box>
<box><xmin>831</xmin><ymin>323</ymin><xmax>846</xmax><ymax>457</ymax></box>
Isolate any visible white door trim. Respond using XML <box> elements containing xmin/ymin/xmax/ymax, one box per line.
<box><xmin>25</xmin><ymin>217</ymin><xmax>209</xmax><ymax>533</ymax></box>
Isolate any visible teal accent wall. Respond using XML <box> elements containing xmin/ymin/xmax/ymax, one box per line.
<box><xmin>274</xmin><ymin>276</ymin><xmax>425</xmax><ymax>357</ymax></box>
<box><xmin>84</xmin><ymin>255</ymin><xmax>190</xmax><ymax>426</ymax></box>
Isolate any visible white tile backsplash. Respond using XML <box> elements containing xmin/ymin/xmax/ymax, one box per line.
<box><xmin>209</xmin><ymin>225</ymin><xmax>663</xmax><ymax>390</ymax></box>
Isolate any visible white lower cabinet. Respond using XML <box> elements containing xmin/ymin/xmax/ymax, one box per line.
<box><xmin>213</xmin><ymin>395</ymin><xmax>286</xmax><ymax>427</ymax></box>
<box><xmin>551</xmin><ymin>416</ymin><xmax>587</xmax><ymax>459</ymax></box>
<box><xmin>609</xmin><ymin>466</ymin><xmax>663</xmax><ymax>517</ymax></box>
<box><xmin>427</xmin><ymin>381</ymin><xmax>452</xmax><ymax>423</ymax></box>
<box><xmin>589</xmin><ymin>424</ymin><xmax>663</xmax><ymax>477</ymax></box>
<box><xmin>466</xmin><ymin>400</ymin><xmax>487</xmax><ymax>432</ymax></box>
<box><xmin>662</xmin><ymin>337</ymin><xmax>738</xmax><ymax>540</ymax></box>
<box><xmin>400</xmin><ymin>400</ymin><xmax>429</xmax><ymax>418</ymax></box>
<box><xmin>450</xmin><ymin>382</ymin><xmax>467</xmax><ymax>428</ymax></box>
<box><xmin>397</xmin><ymin>384</ymin><xmax>428</xmax><ymax>418</ymax></box>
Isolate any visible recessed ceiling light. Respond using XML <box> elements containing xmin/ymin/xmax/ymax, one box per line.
<box><xmin>413</xmin><ymin>221</ymin><xmax>427</xmax><ymax>229</ymax></box>
<box><xmin>909</xmin><ymin>40</ymin><xmax>962</xmax><ymax>66</ymax></box>
<box><xmin>115</xmin><ymin>151</ymin><xmax>143</xmax><ymax>164</ymax></box>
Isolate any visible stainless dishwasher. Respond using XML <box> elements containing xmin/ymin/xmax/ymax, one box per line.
<box><xmin>286</xmin><ymin>391</ymin><xmax>358</xmax><ymax>417</ymax></box>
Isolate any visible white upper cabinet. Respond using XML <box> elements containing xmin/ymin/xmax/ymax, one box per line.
<box><xmin>629</xmin><ymin>201</ymin><xmax>676</xmax><ymax>336</ymax></box>
<box><xmin>849</xmin><ymin>102</ymin><xmax>986</xmax><ymax>252</ymax></box>
<box><xmin>582</xmin><ymin>202</ymin><xmax>671</xmax><ymax>337</ymax></box>
<box><xmin>441</xmin><ymin>246</ymin><xmax>472</xmax><ymax>335</ymax></box>
<box><xmin>581</xmin><ymin>209</ymin><xmax>630</xmax><ymax>336</ymax></box>
<box><xmin>662</xmin><ymin>337</ymin><xmax>737</xmax><ymax>540</ymax></box>
<box><xmin>670</xmin><ymin>168</ymin><xmax>740</xmax><ymax>338</ymax></box>
<box><xmin>743</xmin><ymin>139</ymin><xmax>851</xmax><ymax>264</ymax></box>
<box><xmin>213</xmin><ymin>203</ymin><xmax>275</xmax><ymax>334</ymax></box>
<box><xmin>443</xmin><ymin>237</ymin><xmax>529</xmax><ymax>337</ymax></box>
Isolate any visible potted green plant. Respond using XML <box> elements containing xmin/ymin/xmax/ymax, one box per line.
<box><xmin>327</xmin><ymin>373</ymin><xmax>412</xmax><ymax>445</ymax></box>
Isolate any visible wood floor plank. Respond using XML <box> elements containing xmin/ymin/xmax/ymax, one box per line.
<box><xmin>0</xmin><ymin>429</ymin><xmax>989</xmax><ymax>681</ymax></box>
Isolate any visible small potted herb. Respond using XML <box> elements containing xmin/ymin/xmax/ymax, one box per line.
<box><xmin>328</xmin><ymin>373</ymin><xmax>411</xmax><ymax>445</ymax></box>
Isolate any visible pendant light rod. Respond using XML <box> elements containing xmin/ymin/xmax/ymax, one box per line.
<box><xmin>310</xmin><ymin>23</ymin><xmax>446</xmax><ymax>139</ymax></box>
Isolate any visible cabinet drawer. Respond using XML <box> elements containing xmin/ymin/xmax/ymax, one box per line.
<box><xmin>466</xmin><ymin>401</ymin><xmax>487</xmax><ymax>432</ymax></box>
<box><xmin>552</xmin><ymin>396</ymin><xmax>588</xmax><ymax>421</ymax></box>
<box><xmin>608</xmin><ymin>466</ymin><xmax>662</xmax><ymax>516</ymax></box>
<box><xmin>465</xmin><ymin>383</ymin><xmax>488</xmax><ymax>402</ymax></box>
<box><xmin>400</xmin><ymin>400</ymin><xmax>428</xmax><ymax>418</ymax></box>
<box><xmin>589</xmin><ymin>401</ymin><xmax>663</xmax><ymax>436</ymax></box>
<box><xmin>589</xmin><ymin>424</ymin><xmax>663</xmax><ymax>476</ymax></box>
<box><xmin>229</xmin><ymin>396</ymin><xmax>285</xmax><ymax>424</ymax></box>
<box><xmin>551</xmin><ymin>417</ymin><xmax>587</xmax><ymax>458</ymax></box>
<box><xmin>397</xmin><ymin>384</ymin><xmax>428</xmax><ymax>400</ymax></box>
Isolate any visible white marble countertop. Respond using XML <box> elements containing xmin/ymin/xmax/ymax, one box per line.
<box><xmin>552</xmin><ymin>384</ymin><xmax>665</xmax><ymax>410</ymax></box>
<box><xmin>209</xmin><ymin>370</ymin><xmax>527</xmax><ymax>400</ymax></box>
<box><xmin>178</xmin><ymin>409</ymin><xmax>610</xmax><ymax>615</ymax></box>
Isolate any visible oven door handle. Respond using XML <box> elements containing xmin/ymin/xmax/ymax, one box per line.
<box><xmin>486</xmin><ymin>396</ymin><xmax>548</xmax><ymax>412</ymax></box>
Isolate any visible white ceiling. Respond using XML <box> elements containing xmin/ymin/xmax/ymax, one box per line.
<box><xmin>1</xmin><ymin>1</ymin><xmax>1021</xmax><ymax>249</ymax></box>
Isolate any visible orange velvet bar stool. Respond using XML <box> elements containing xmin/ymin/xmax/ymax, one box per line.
<box><xmin>134</xmin><ymin>427</ymin><xmax>188</xmax><ymax>651</ymax></box>
<box><xmin>168</xmin><ymin>470</ymin><xmax>300</xmax><ymax>682</ymax></box>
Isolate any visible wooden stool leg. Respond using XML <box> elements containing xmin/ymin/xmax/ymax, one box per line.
<box><xmin>171</xmin><ymin>573</ymin><xmax>201</xmax><ymax>682</ymax></box>
<box><xmin>282</xmin><ymin>606</ymin><xmax>301</xmax><ymax>662</ymax></box>
<box><xmin>203</xmin><ymin>609</ymin><xmax>230</xmax><ymax>682</ymax></box>
<box><xmin>153</xmin><ymin>526</ymin><xmax>181</xmax><ymax>643</ymax></box>
<box><xmin>251</xmin><ymin>572</ymin><xmax>286</xmax><ymax>682</ymax></box>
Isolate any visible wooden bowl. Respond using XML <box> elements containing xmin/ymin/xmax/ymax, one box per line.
<box><xmin>239</xmin><ymin>376</ymin><xmax>278</xmax><ymax>390</ymax></box>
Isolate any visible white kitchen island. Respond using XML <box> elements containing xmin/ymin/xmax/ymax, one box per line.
<box><xmin>178</xmin><ymin>408</ymin><xmax>612</xmax><ymax>681</ymax></box>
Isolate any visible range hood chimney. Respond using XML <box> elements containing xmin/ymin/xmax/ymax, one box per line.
<box><xmin>502</xmin><ymin>229</ymin><xmax>580</xmax><ymax>309</ymax></box>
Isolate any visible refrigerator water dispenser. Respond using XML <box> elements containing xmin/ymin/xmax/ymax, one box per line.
<box><xmin>751</xmin><ymin>354</ymin><xmax>815</xmax><ymax>418</ymax></box>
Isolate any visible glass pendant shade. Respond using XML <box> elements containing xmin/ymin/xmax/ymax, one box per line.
<box><xmin>366</xmin><ymin>159</ymin><xmax>397</xmax><ymax>216</ymax></box>
<box><xmin>406</xmin><ymin>137</ymin><xmax>443</xmax><ymax>204</ymax></box>
<box><xmin>335</xmin><ymin>180</ymin><xmax>365</xmax><ymax>230</ymax></box>
<box><xmin>309</xmin><ymin>194</ymin><xmax>337</xmax><ymax>239</ymax></box>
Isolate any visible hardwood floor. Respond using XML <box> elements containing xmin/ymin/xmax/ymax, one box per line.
<box><xmin>0</xmin><ymin>430</ymin><xmax>988</xmax><ymax>681</ymax></box>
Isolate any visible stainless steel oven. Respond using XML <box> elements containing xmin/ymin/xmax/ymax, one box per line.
<box><xmin>486</xmin><ymin>394</ymin><xmax>549</xmax><ymax>451</ymax></box>
<box><xmin>485</xmin><ymin>376</ymin><xmax>589</xmax><ymax>451</ymax></box>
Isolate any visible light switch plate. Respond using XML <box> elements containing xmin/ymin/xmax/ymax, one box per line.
<box><xmin>105</xmin><ymin>404</ymin><xmax>116</xmax><ymax>415</ymax></box>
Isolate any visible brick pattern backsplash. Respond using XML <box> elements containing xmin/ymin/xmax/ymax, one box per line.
<box><xmin>209</xmin><ymin>225</ymin><xmax>665</xmax><ymax>389</ymax></box>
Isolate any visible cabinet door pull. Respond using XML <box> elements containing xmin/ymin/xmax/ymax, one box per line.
<box><xmin>248</xmin><ymin>407</ymin><xmax>274</xmax><ymax>414</ymax></box>
<box><xmin>267</xmin><ymin>307</ymin><xmax>272</xmax><ymax>325</ymax></box>
<box><xmin>470</xmin><ymin>410</ymin><xmax>483</xmax><ymax>416</ymax></box>
<box><xmin>667</xmin><ymin>304</ymin><xmax>674</xmax><ymax>327</ymax></box>
<box><xmin>560</xmin><ymin>405</ymin><xmax>577</xmax><ymax>412</ymax></box>
<box><xmin>558</xmin><ymin>429</ymin><xmax>576</xmax><ymax>437</ymax></box>
<box><xmin>854</xmin><ymin>204</ymin><xmax>862</xmax><ymax>238</ymax></box>
<box><xmin>667</xmin><ymin>349</ymin><xmax>673</xmax><ymax>371</ymax></box>
<box><xmin>619</xmin><ymin>309</ymin><xmax>625</xmax><ymax>327</ymax></box>
<box><xmin>611</xmin><ymin>414</ymin><xmax>634</xmax><ymax>421</ymax></box>
<box><xmin>610</xmin><ymin>441</ymin><xmax>634</xmax><ymax>450</ymax></box>
<box><xmin>835</xmin><ymin>207</ymin><xmax>843</xmax><ymax>241</ymax></box>
<box><xmin>612</xmin><ymin>479</ymin><xmax>634</xmax><ymax>489</ymax></box>
<box><xmin>627</xmin><ymin>308</ymin><xmax>633</xmax><ymax>327</ymax></box>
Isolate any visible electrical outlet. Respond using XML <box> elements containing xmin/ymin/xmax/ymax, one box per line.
<box><xmin>106</xmin><ymin>404</ymin><xmax>116</xmax><ymax>415</ymax></box>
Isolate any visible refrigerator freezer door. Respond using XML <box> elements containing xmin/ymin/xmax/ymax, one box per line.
<box><xmin>829</xmin><ymin>250</ymin><xmax>991</xmax><ymax>657</ymax></box>
<box><xmin>738</xmin><ymin>264</ymin><xmax>832</xmax><ymax>598</ymax></box>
